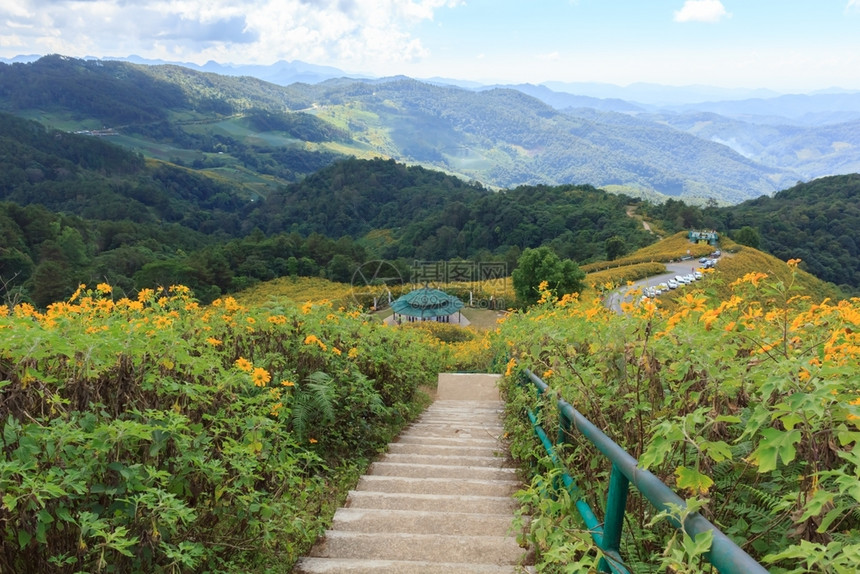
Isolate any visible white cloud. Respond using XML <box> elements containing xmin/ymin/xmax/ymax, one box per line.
<box><xmin>0</xmin><ymin>0</ymin><xmax>464</xmax><ymax>68</ymax></box>
<box><xmin>847</xmin><ymin>0</ymin><xmax>860</xmax><ymax>12</ymax></box>
<box><xmin>674</xmin><ymin>0</ymin><xmax>730</xmax><ymax>23</ymax></box>
<box><xmin>537</xmin><ymin>51</ymin><xmax>560</xmax><ymax>62</ymax></box>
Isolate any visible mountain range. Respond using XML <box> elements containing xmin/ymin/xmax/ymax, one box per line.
<box><xmin>1</xmin><ymin>55</ymin><xmax>859</xmax><ymax>205</ymax></box>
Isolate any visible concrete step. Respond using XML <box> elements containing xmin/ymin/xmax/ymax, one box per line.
<box><xmin>379</xmin><ymin>453</ymin><xmax>513</xmax><ymax>468</ymax></box>
<box><xmin>410</xmin><ymin>419</ymin><xmax>504</xmax><ymax>428</ymax></box>
<box><xmin>387</xmin><ymin>442</ymin><xmax>508</xmax><ymax>458</ymax></box>
<box><xmin>345</xmin><ymin>491</ymin><xmax>520</xmax><ymax>514</ymax></box>
<box><xmin>396</xmin><ymin>428</ymin><xmax>504</xmax><ymax>442</ymax></box>
<box><xmin>369</xmin><ymin>461</ymin><xmax>519</xmax><ymax>481</ymax></box>
<box><xmin>395</xmin><ymin>435</ymin><xmax>502</xmax><ymax>447</ymax></box>
<box><xmin>294</xmin><ymin>557</ymin><xmax>531</xmax><ymax>573</ymax></box>
<box><xmin>355</xmin><ymin>475</ymin><xmax>521</xmax><ymax>497</ymax></box>
<box><xmin>328</xmin><ymin>507</ymin><xmax>517</xmax><ymax>536</ymax></box>
<box><xmin>436</xmin><ymin>374</ymin><xmax>501</xmax><ymax>401</ymax></box>
<box><xmin>304</xmin><ymin>531</ymin><xmax>525</xmax><ymax>564</ymax></box>
<box><xmin>293</xmin><ymin>375</ymin><xmax>531</xmax><ymax>574</ymax></box>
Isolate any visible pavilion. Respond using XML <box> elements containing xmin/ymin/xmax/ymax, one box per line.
<box><xmin>390</xmin><ymin>285</ymin><xmax>466</xmax><ymax>325</ymax></box>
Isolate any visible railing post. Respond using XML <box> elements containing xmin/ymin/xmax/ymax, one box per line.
<box><xmin>519</xmin><ymin>369</ymin><xmax>769</xmax><ymax>574</ymax></box>
<box><xmin>598</xmin><ymin>464</ymin><xmax>630</xmax><ymax>572</ymax></box>
<box><xmin>557</xmin><ymin>407</ymin><xmax>571</xmax><ymax>447</ymax></box>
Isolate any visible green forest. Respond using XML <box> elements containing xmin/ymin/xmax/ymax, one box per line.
<box><xmin>642</xmin><ymin>175</ymin><xmax>860</xmax><ymax>291</ymax></box>
<box><xmin>0</xmin><ymin>112</ymin><xmax>654</xmax><ymax>307</ymax></box>
<box><xmin>2</xmin><ymin>91</ymin><xmax>859</xmax><ymax>308</ymax></box>
<box><xmin>0</xmin><ymin>56</ymin><xmax>796</xmax><ymax>202</ymax></box>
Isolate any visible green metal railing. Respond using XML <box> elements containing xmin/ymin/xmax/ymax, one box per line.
<box><xmin>520</xmin><ymin>368</ymin><xmax>769</xmax><ymax>574</ymax></box>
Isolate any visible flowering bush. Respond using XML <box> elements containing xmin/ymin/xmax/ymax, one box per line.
<box><xmin>497</xmin><ymin>264</ymin><xmax>860</xmax><ymax>572</ymax></box>
<box><xmin>0</xmin><ymin>285</ymin><xmax>441</xmax><ymax>572</ymax></box>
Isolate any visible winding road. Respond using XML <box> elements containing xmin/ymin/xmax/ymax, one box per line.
<box><xmin>606</xmin><ymin>260</ymin><xmax>710</xmax><ymax>313</ymax></box>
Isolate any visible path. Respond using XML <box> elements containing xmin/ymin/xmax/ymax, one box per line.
<box><xmin>293</xmin><ymin>373</ymin><xmax>532</xmax><ymax>573</ymax></box>
<box><xmin>626</xmin><ymin>205</ymin><xmax>654</xmax><ymax>233</ymax></box>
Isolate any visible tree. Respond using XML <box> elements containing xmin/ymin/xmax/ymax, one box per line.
<box><xmin>734</xmin><ymin>226</ymin><xmax>761</xmax><ymax>249</ymax></box>
<box><xmin>605</xmin><ymin>236</ymin><xmax>626</xmax><ymax>261</ymax></box>
<box><xmin>512</xmin><ymin>246</ymin><xmax>585</xmax><ymax>306</ymax></box>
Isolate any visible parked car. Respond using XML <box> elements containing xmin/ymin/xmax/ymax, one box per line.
<box><xmin>658</xmin><ymin>282</ymin><xmax>669</xmax><ymax>291</ymax></box>
<box><xmin>694</xmin><ymin>271</ymin><xmax>703</xmax><ymax>280</ymax></box>
<box><xmin>667</xmin><ymin>280</ymin><xmax>679</xmax><ymax>289</ymax></box>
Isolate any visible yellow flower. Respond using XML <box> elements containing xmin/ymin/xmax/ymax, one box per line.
<box><xmin>96</xmin><ymin>283</ymin><xmax>112</xmax><ymax>294</ymax></box>
<box><xmin>207</xmin><ymin>337</ymin><xmax>222</xmax><ymax>346</ymax></box>
<box><xmin>246</xmin><ymin>316</ymin><xmax>256</xmax><ymax>324</ymax></box>
<box><xmin>169</xmin><ymin>284</ymin><xmax>191</xmax><ymax>296</ymax></box>
<box><xmin>267</xmin><ymin>315</ymin><xmax>287</xmax><ymax>325</ymax></box>
<box><xmin>787</xmin><ymin>258</ymin><xmax>802</xmax><ymax>268</ymax></box>
<box><xmin>542</xmin><ymin>369</ymin><xmax>553</xmax><ymax>379</ymax></box>
<box><xmin>270</xmin><ymin>402</ymin><xmax>284</xmax><ymax>417</ymax></box>
<box><xmin>332</xmin><ymin>347</ymin><xmax>342</xmax><ymax>356</ymax></box>
<box><xmin>281</xmin><ymin>380</ymin><xmax>295</xmax><ymax>387</ymax></box>
<box><xmin>348</xmin><ymin>348</ymin><xmax>359</xmax><ymax>359</ymax></box>
<box><xmin>235</xmin><ymin>357</ymin><xmax>253</xmax><ymax>372</ymax></box>
<box><xmin>69</xmin><ymin>283</ymin><xmax>86</xmax><ymax>302</ymax></box>
<box><xmin>309</xmin><ymin>438</ymin><xmax>318</xmax><ymax>444</ymax></box>
<box><xmin>252</xmin><ymin>367</ymin><xmax>271</xmax><ymax>387</ymax></box>
<box><xmin>304</xmin><ymin>334</ymin><xmax>327</xmax><ymax>351</ymax></box>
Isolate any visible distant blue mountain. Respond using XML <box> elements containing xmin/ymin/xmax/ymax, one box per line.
<box><xmin>542</xmin><ymin>81</ymin><xmax>781</xmax><ymax>106</ymax></box>
<box><xmin>485</xmin><ymin>83</ymin><xmax>645</xmax><ymax>113</ymax></box>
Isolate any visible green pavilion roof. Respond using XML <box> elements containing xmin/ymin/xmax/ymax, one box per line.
<box><xmin>391</xmin><ymin>286</ymin><xmax>464</xmax><ymax>319</ymax></box>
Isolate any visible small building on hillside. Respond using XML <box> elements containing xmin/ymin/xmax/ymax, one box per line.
<box><xmin>390</xmin><ymin>286</ymin><xmax>466</xmax><ymax>325</ymax></box>
<box><xmin>689</xmin><ymin>230</ymin><xmax>719</xmax><ymax>245</ymax></box>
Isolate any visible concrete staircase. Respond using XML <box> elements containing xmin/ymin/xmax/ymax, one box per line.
<box><xmin>293</xmin><ymin>374</ymin><xmax>532</xmax><ymax>573</ymax></box>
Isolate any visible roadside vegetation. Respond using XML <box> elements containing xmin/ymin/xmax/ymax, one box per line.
<box><xmin>497</xmin><ymin>265</ymin><xmax>860</xmax><ymax>573</ymax></box>
<box><xmin>0</xmin><ymin>285</ymin><xmax>444</xmax><ymax>572</ymax></box>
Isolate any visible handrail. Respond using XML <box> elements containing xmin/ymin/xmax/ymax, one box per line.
<box><xmin>520</xmin><ymin>368</ymin><xmax>769</xmax><ymax>574</ymax></box>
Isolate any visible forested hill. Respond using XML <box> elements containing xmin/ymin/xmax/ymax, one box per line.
<box><xmin>0</xmin><ymin>112</ymin><xmax>249</xmax><ymax>234</ymax></box>
<box><xmin>719</xmin><ymin>174</ymin><xmax>860</xmax><ymax>289</ymax></box>
<box><xmin>249</xmin><ymin>157</ymin><xmax>655</xmax><ymax>261</ymax></box>
<box><xmin>0</xmin><ymin>126</ymin><xmax>655</xmax><ymax>307</ymax></box>
<box><xmin>0</xmin><ymin>55</ymin><xmax>797</xmax><ymax>203</ymax></box>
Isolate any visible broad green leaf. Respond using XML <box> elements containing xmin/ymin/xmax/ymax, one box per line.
<box><xmin>17</xmin><ymin>529</ymin><xmax>31</xmax><ymax>549</ymax></box>
<box><xmin>3</xmin><ymin>493</ymin><xmax>17</xmax><ymax>512</ymax></box>
<box><xmin>700</xmin><ymin>440</ymin><xmax>733</xmax><ymax>463</ymax></box>
<box><xmin>751</xmin><ymin>427</ymin><xmax>802</xmax><ymax>473</ymax></box>
<box><xmin>675</xmin><ymin>465</ymin><xmax>714</xmax><ymax>494</ymax></box>
<box><xmin>56</xmin><ymin>506</ymin><xmax>74</xmax><ymax>523</ymax></box>
<box><xmin>714</xmin><ymin>414</ymin><xmax>741</xmax><ymax>424</ymax></box>
<box><xmin>797</xmin><ymin>489</ymin><xmax>834</xmax><ymax>522</ymax></box>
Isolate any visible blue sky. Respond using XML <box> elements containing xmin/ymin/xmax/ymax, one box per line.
<box><xmin>2</xmin><ymin>1</ymin><xmax>859</xmax><ymax>92</ymax></box>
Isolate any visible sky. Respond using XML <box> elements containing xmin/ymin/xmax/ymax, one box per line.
<box><xmin>2</xmin><ymin>0</ymin><xmax>860</xmax><ymax>92</ymax></box>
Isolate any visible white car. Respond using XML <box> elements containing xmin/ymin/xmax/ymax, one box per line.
<box><xmin>667</xmin><ymin>280</ymin><xmax>679</xmax><ymax>289</ymax></box>
<box><xmin>694</xmin><ymin>271</ymin><xmax>703</xmax><ymax>280</ymax></box>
